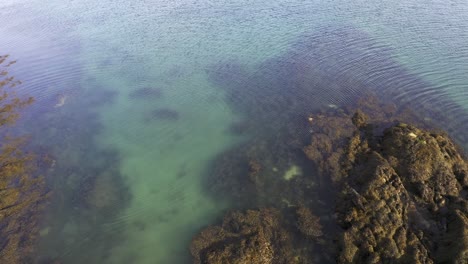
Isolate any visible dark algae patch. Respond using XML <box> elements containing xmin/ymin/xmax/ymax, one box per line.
<box><xmin>191</xmin><ymin>98</ymin><xmax>468</xmax><ymax>263</ymax></box>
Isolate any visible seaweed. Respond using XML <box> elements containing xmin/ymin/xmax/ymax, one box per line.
<box><xmin>0</xmin><ymin>55</ymin><xmax>48</xmax><ymax>263</ymax></box>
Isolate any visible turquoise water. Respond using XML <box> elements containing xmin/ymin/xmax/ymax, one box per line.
<box><xmin>1</xmin><ymin>0</ymin><xmax>467</xmax><ymax>263</ymax></box>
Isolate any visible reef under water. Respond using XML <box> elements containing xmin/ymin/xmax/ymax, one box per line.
<box><xmin>193</xmin><ymin>27</ymin><xmax>468</xmax><ymax>263</ymax></box>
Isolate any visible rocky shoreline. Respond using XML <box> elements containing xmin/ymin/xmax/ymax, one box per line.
<box><xmin>190</xmin><ymin>98</ymin><xmax>468</xmax><ymax>263</ymax></box>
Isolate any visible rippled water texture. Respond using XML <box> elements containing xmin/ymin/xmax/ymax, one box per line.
<box><xmin>1</xmin><ymin>0</ymin><xmax>467</xmax><ymax>263</ymax></box>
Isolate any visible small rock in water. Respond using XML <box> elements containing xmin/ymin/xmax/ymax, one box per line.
<box><xmin>227</xmin><ymin>120</ymin><xmax>250</xmax><ymax>135</ymax></box>
<box><xmin>129</xmin><ymin>87</ymin><xmax>163</xmax><ymax>99</ymax></box>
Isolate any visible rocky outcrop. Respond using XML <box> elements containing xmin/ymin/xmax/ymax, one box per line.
<box><xmin>190</xmin><ymin>208</ymin><xmax>310</xmax><ymax>264</ymax></box>
<box><xmin>304</xmin><ymin>108</ymin><xmax>468</xmax><ymax>263</ymax></box>
<box><xmin>192</xmin><ymin>98</ymin><xmax>468</xmax><ymax>264</ymax></box>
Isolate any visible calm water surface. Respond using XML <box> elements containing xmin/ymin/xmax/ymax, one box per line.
<box><xmin>1</xmin><ymin>0</ymin><xmax>467</xmax><ymax>263</ymax></box>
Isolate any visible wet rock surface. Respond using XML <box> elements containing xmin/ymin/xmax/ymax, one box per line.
<box><xmin>192</xmin><ymin>99</ymin><xmax>468</xmax><ymax>264</ymax></box>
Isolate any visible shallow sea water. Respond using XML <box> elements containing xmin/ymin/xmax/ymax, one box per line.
<box><xmin>1</xmin><ymin>0</ymin><xmax>467</xmax><ymax>263</ymax></box>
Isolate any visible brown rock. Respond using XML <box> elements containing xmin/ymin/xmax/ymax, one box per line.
<box><xmin>190</xmin><ymin>208</ymin><xmax>300</xmax><ymax>264</ymax></box>
<box><xmin>296</xmin><ymin>206</ymin><xmax>323</xmax><ymax>238</ymax></box>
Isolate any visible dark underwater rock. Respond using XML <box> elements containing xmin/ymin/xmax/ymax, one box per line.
<box><xmin>128</xmin><ymin>87</ymin><xmax>163</xmax><ymax>99</ymax></box>
<box><xmin>206</xmin><ymin>134</ymin><xmax>316</xmax><ymax>208</ymax></box>
<box><xmin>84</xmin><ymin>88</ymin><xmax>118</xmax><ymax>107</ymax></box>
<box><xmin>205</xmin><ymin>143</ymin><xmax>256</xmax><ymax>205</ymax></box>
<box><xmin>296</xmin><ymin>206</ymin><xmax>323</xmax><ymax>238</ymax></box>
<box><xmin>226</xmin><ymin>120</ymin><xmax>251</xmax><ymax>136</ymax></box>
<box><xmin>145</xmin><ymin>108</ymin><xmax>179</xmax><ymax>121</ymax></box>
<box><xmin>190</xmin><ymin>208</ymin><xmax>318</xmax><ymax>264</ymax></box>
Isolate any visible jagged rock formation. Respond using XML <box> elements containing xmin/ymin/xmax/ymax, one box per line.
<box><xmin>305</xmin><ymin>108</ymin><xmax>468</xmax><ymax>263</ymax></box>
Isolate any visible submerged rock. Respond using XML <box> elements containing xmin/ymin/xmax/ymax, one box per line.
<box><xmin>296</xmin><ymin>206</ymin><xmax>322</xmax><ymax>238</ymax></box>
<box><xmin>86</xmin><ymin>172</ymin><xmax>120</xmax><ymax>209</ymax></box>
<box><xmin>190</xmin><ymin>208</ymin><xmax>318</xmax><ymax>264</ymax></box>
<box><xmin>145</xmin><ymin>108</ymin><xmax>180</xmax><ymax>121</ymax></box>
<box><xmin>193</xmin><ymin>98</ymin><xmax>468</xmax><ymax>264</ymax></box>
<box><xmin>304</xmin><ymin>109</ymin><xmax>468</xmax><ymax>263</ymax></box>
<box><xmin>128</xmin><ymin>87</ymin><xmax>163</xmax><ymax>99</ymax></box>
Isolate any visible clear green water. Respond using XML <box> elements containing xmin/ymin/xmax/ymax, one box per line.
<box><xmin>1</xmin><ymin>0</ymin><xmax>467</xmax><ymax>263</ymax></box>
